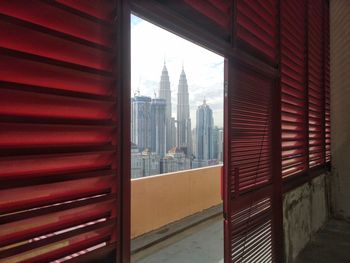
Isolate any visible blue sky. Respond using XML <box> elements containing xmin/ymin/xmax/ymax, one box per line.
<box><xmin>131</xmin><ymin>14</ymin><xmax>224</xmax><ymax>128</ymax></box>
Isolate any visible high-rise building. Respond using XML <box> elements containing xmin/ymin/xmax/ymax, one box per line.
<box><xmin>158</xmin><ymin>62</ymin><xmax>176</xmax><ymax>151</ymax></box>
<box><xmin>212</xmin><ymin>126</ymin><xmax>220</xmax><ymax>160</ymax></box>
<box><xmin>176</xmin><ymin>66</ymin><xmax>192</xmax><ymax>156</ymax></box>
<box><xmin>195</xmin><ymin>100</ymin><xmax>214</xmax><ymax>162</ymax></box>
<box><xmin>169</xmin><ymin>117</ymin><xmax>177</xmax><ymax>150</ymax></box>
<box><xmin>131</xmin><ymin>143</ymin><xmax>142</xmax><ymax>179</ymax></box>
<box><xmin>131</xmin><ymin>96</ymin><xmax>152</xmax><ymax>151</ymax></box>
<box><xmin>160</xmin><ymin>147</ymin><xmax>191</xmax><ymax>174</ymax></box>
<box><xmin>150</xmin><ymin>98</ymin><xmax>166</xmax><ymax>157</ymax></box>
<box><xmin>218</xmin><ymin>128</ymin><xmax>224</xmax><ymax>162</ymax></box>
<box><xmin>191</xmin><ymin>128</ymin><xmax>197</xmax><ymax>158</ymax></box>
<box><xmin>141</xmin><ymin>148</ymin><xmax>160</xmax><ymax>176</ymax></box>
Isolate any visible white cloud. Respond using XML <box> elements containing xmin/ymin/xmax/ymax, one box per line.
<box><xmin>131</xmin><ymin>14</ymin><xmax>224</xmax><ymax>127</ymax></box>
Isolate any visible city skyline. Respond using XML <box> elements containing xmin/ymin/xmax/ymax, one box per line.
<box><xmin>131</xmin><ymin>83</ymin><xmax>223</xmax><ymax>178</ymax></box>
<box><xmin>131</xmin><ymin>14</ymin><xmax>224</xmax><ymax>128</ymax></box>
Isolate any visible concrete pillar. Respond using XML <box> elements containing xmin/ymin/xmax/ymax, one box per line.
<box><xmin>330</xmin><ymin>0</ymin><xmax>350</xmax><ymax>220</ymax></box>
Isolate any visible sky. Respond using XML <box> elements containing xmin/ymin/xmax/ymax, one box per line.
<box><xmin>131</xmin><ymin>14</ymin><xmax>224</xmax><ymax>128</ymax></box>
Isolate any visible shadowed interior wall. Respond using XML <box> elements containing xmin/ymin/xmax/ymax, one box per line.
<box><xmin>131</xmin><ymin>165</ymin><xmax>222</xmax><ymax>238</ymax></box>
<box><xmin>330</xmin><ymin>0</ymin><xmax>350</xmax><ymax>220</ymax></box>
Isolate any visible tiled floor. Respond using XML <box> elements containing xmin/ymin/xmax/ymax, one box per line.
<box><xmin>133</xmin><ymin>216</ymin><xmax>224</xmax><ymax>263</ymax></box>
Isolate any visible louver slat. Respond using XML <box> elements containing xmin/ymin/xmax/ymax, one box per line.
<box><xmin>236</xmin><ymin>0</ymin><xmax>278</xmax><ymax>63</ymax></box>
<box><xmin>281</xmin><ymin>0</ymin><xmax>307</xmax><ymax>178</ymax></box>
<box><xmin>308</xmin><ymin>0</ymin><xmax>325</xmax><ymax>168</ymax></box>
<box><xmin>0</xmin><ymin>1</ymin><xmax>119</xmax><ymax>262</ymax></box>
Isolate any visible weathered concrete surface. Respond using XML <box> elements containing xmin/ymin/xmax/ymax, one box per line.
<box><xmin>310</xmin><ymin>175</ymin><xmax>329</xmax><ymax>233</ymax></box>
<box><xmin>330</xmin><ymin>0</ymin><xmax>350</xmax><ymax>220</ymax></box>
<box><xmin>283</xmin><ymin>174</ymin><xmax>329</xmax><ymax>263</ymax></box>
<box><xmin>133</xmin><ymin>216</ymin><xmax>223</xmax><ymax>263</ymax></box>
<box><xmin>295</xmin><ymin>219</ymin><xmax>350</xmax><ymax>263</ymax></box>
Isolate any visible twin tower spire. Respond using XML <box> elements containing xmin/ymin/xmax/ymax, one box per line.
<box><xmin>159</xmin><ymin>62</ymin><xmax>192</xmax><ymax>156</ymax></box>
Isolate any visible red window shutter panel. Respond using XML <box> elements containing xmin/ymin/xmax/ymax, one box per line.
<box><xmin>230</xmin><ymin>191</ymin><xmax>273</xmax><ymax>263</ymax></box>
<box><xmin>225</xmin><ymin>0</ymin><xmax>330</xmax><ymax>262</ymax></box>
<box><xmin>324</xmin><ymin>3</ymin><xmax>330</xmax><ymax>163</ymax></box>
<box><xmin>0</xmin><ymin>1</ymin><xmax>119</xmax><ymax>262</ymax></box>
<box><xmin>183</xmin><ymin>0</ymin><xmax>231</xmax><ymax>30</ymax></box>
<box><xmin>230</xmin><ymin>69</ymin><xmax>274</xmax><ymax>192</ymax></box>
<box><xmin>308</xmin><ymin>0</ymin><xmax>325</xmax><ymax>168</ymax></box>
<box><xmin>280</xmin><ymin>0</ymin><xmax>308</xmax><ymax>178</ymax></box>
<box><xmin>236</xmin><ymin>0</ymin><xmax>279</xmax><ymax>63</ymax></box>
<box><xmin>225</xmin><ymin>64</ymin><xmax>275</xmax><ymax>262</ymax></box>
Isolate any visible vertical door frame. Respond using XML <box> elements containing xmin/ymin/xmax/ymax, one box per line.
<box><xmin>117</xmin><ymin>1</ymin><xmax>280</xmax><ymax>262</ymax></box>
<box><xmin>117</xmin><ymin>0</ymin><xmax>131</xmax><ymax>262</ymax></box>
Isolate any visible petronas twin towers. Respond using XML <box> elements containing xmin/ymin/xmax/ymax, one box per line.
<box><xmin>159</xmin><ymin>62</ymin><xmax>192</xmax><ymax>157</ymax></box>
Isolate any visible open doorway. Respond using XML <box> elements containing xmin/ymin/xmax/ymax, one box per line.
<box><xmin>130</xmin><ymin>13</ymin><xmax>225</xmax><ymax>263</ymax></box>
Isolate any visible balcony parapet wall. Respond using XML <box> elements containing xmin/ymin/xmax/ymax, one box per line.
<box><xmin>131</xmin><ymin>165</ymin><xmax>222</xmax><ymax>238</ymax></box>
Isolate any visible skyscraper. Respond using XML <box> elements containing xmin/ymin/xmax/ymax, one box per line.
<box><xmin>150</xmin><ymin>98</ymin><xmax>166</xmax><ymax>157</ymax></box>
<box><xmin>158</xmin><ymin>62</ymin><xmax>176</xmax><ymax>151</ymax></box>
<box><xmin>212</xmin><ymin>126</ymin><xmax>220</xmax><ymax>160</ymax></box>
<box><xmin>131</xmin><ymin>143</ymin><xmax>142</xmax><ymax>179</ymax></box>
<box><xmin>176</xmin><ymin>66</ymin><xmax>192</xmax><ymax>156</ymax></box>
<box><xmin>131</xmin><ymin>96</ymin><xmax>152</xmax><ymax>151</ymax></box>
<box><xmin>195</xmin><ymin>100</ymin><xmax>214</xmax><ymax>162</ymax></box>
<box><xmin>218</xmin><ymin>128</ymin><xmax>224</xmax><ymax>162</ymax></box>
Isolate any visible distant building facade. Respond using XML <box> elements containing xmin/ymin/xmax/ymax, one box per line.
<box><xmin>131</xmin><ymin>143</ymin><xmax>142</xmax><ymax>179</ymax></box>
<box><xmin>150</xmin><ymin>98</ymin><xmax>166</xmax><ymax>157</ymax></box>
<box><xmin>218</xmin><ymin>128</ymin><xmax>224</xmax><ymax>162</ymax></box>
<box><xmin>194</xmin><ymin>100</ymin><xmax>215</xmax><ymax>167</ymax></box>
<box><xmin>160</xmin><ymin>147</ymin><xmax>191</xmax><ymax>174</ymax></box>
<box><xmin>131</xmin><ymin>96</ymin><xmax>152</xmax><ymax>150</ymax></box>
<box><xmin>176</xmin><ymin>67</ymin><xmax>192</xmax><ymax>157</ymax></box>
<box><xmin>159</xmin><ymin>62</ymin><xmax>176</xmax><ymax>152</ymax></box>
<box><xmin>212</xmin><ymin>126</ymin><xmax>220</xmax><ymax>160</ymax></box>
<box><xmin>141</xmin><ymin>149</ymin><xmax>160</xmax><ymax>176</ymax></box>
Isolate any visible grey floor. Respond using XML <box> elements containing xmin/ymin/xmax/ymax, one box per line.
<box><xmin>133</xmin><ymin>216</ymin><xmax>224</xmax><ymax>263</ymax></box>
<box><xmin>296</xmin><ymin>219</ymin><xmax>350</xmax><ymax>263</ymax></box>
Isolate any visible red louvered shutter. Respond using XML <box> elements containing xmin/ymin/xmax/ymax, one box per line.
<box><xmin>229</xmin><ymin>69</ymin><xmax>274</xmax><ymax>192</ymax></box>
<box><xmin>183</xmin><ymin>0</ymin><xmax>231</xmax><ymax>30</ymax></box>
<box><xmin>281</xmin><ymin>0</ymin><xmax>308</xmax><ymax>178</ymax></box>
<box><xmin>235</xmin><ymin>0</ymin><xmax>279</xmax><ymax>63</ymax></box>
<box><xmin>0</xmin><ymin>1</ymin><xmax>123</xmax><ymax>262</ymax></box>
<box><xmin>308</xmin><ymin>0</ymin><xmax>325</xmax><ymax>168</ymax></box>
<box><xmin>324</xmin><ymin>3</ymin><xmax>330</xmax><ymax>163</ymax></box>
<box><xmin>224</xmin><ymin>62</ymin><xmax>277</xmax><ymax>262</ymax></box>
<box><xmin>223</xmin><ymin>1</ymin><xmax>282</xmax><ymax>262</ymax></box>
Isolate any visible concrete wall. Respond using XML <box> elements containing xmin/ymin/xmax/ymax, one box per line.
<box><xmin>330</xmin><ymin>0</ymin><xmax>350</xmax><ymax>220</ymax></box>
<box><xmin>131</xmin><ymin>165</ymin><xmax>222</xmax><ymax>238</ymax></box>
<box><xmin>283</xmin><ymin>174</ymin><xmax>329</xmax><ymax>263</ymax></box>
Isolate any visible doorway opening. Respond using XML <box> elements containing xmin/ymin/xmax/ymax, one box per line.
<box><xmin>130</xmin><ymin>13</ymin><xmax>225</xmax><ymax>263</ymax></box>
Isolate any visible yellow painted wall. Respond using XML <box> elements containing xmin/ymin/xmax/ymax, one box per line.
<box><xmin>131</xmin><ymin>165</ymin><xmax>222</xmax><ymax>238</ymax></box>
